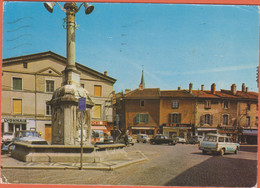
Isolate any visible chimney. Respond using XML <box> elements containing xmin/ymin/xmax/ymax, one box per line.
<box><xmin>201</xmin><ymin>84</ymin><xmax>204</xmax><ymax>91</ymax></box>
<box><xmin>246</xmin><ymin>87</ymin><xmax>248</xmax><ymax>93</ymax></box>
<box><xmin>231</xmin><ymin>84</ymin><xmax>237</xmax><ymax>95</ymax></box>
<box><xmin>211</xmin><ymin>83</ymin><xmax>216</xmax><ymax>94</ymax></box>
<box><xmin>178</xmin><ymin>86</ymin><xmax>181</xmax><ymax>90</ymax></box>
<box><xmin>242</xmin><ymin>83</ymin><xmax>245</xmax><ymax>92</ymax></box>
<box><xmin>104</xmin><ymin>71</ymin><xmax>108</xmax><ymax>76</ymax></box>
<box><xmin>189</xmin><ymin>83</ymin><xmax>193</xmax><ymax>93</ymax></box>
<box><xmin>125</xmin><ymin>89</ymin><xmax>131</xmax><ymax>94</ymax></box>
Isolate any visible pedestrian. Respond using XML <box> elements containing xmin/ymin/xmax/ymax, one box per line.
<box><xmin>124</xmin><ymin>134</ymin><xmax>129</xmax><ymax>146</ymax></box>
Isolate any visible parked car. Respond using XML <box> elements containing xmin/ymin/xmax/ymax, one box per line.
<box><xmin>137</xmin><ymin>134</ymin><xmax>150</xmax><ymax>143</ymax></box>
<box><xmin>2</xmin><ymin>130</ymin><xmax>48</xmax><ymax>153</ymax></box>
<box><xmin>119</xmin><ymin>135</ymin><xmax>135</xmax><ymax>146</ymax></box>
<box><xmin>150</xmin><ymin>135</ymin><xmax>177</xmax><ymax>145</ymax></box>
<box><xmin>173</xmin><ymin>136</ymin><xmax>186</xmax><ymax>144</ymax></box>
<box><xmin>186</xmin><ymin>136</ymin><xmax>199</xmax><ymax>144</ymax></box>
<box><xmin>104</xmin><ymin>136</ymin><xmax>114</xmax><ymax>143</ymax></box>
<box><xmin>199</xmin><ymin>134</ymin><xmax>240</xmax><ymax>156</ymax></box>
<box><xmin>2</xmin><ymin>132</ymin><xmax>14</xmax><ymax>142</ymax></box>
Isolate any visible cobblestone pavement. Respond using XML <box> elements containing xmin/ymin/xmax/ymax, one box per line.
<box><xmin>1</xmin><ymin>143</ymin><xmax>257</xmax><ymax>186</ymax></box>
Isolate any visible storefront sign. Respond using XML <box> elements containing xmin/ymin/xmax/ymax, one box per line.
<box><xmin>91</xmin><ymin>121</ymin><xmax>107</xmax><ymax>126</ymax></box>
<box><xmin>4</xmin><ymin>118</ymin><xmax>26</xmax><ymax>123</ymax></box>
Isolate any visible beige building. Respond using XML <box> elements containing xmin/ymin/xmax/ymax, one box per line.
<box><xmin>1</xmin><ymin>51</ymin><xmax>116</xmax><ymax>141</ymax></box>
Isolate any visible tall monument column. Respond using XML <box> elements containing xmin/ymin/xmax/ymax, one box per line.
<box><xmin>45</xmin><ymin>2</ymin><xmax>94</xmax><ymax>145</ymax></box>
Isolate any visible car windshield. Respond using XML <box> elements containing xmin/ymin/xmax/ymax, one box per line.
<box><xmin>20</xmin><ymin>131</ymin><xmax>39</xmax><ymax>137</ymax></box>
<box><xmin>143</xmin><ymin>135</ymin><xmax>148</xmax><ymax>138</ymax></box>
<box><xmin>203</xmin><ymin>135</ymin><xmax>217</xmax><ymax>142</ymax></box>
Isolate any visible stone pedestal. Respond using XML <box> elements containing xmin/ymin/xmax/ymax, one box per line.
<box><xmin>50</xmin><ymin>70</ymin><xmax>94</xmax><ymax>145</ymax></box>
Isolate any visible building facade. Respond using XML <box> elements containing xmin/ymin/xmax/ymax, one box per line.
<box><xmin>115</xmin><ymin>82</ymin><xmax>258</xmax><ymax>144</ymax></box>
<box><xmin>1</xmin><ymin>51</ymin><xmax>116</xmax><ymax>141</ymax></box>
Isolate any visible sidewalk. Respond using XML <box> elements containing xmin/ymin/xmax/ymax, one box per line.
<box><xmin>1</xmin><ymin>148</ymin><xmax>148</xmax><ymax>170</ymax></box>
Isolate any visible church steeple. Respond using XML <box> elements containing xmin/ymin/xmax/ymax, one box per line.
<box><xmin>139</xmin><ymin>67</ymin><xmax>145</xmax><ymax>90</ymax></box>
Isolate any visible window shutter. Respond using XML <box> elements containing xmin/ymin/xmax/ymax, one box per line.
<box><xmin>145</xmin><ymin>114</ymin><xmax>149</xmax><ymax>123</ymax></box>
<box><xmin>200</xmin><ymin>115</ymin><xmax>204</xmax><ymax>126</ymax></box>
<box><xmin>168</xmin><ymin>114</ymin><xmax>172</xmax><ymax>124</ymax></box>
<box><xmin>178</xmin><ymin>114</ymin><xmax>182</xmax><ymax>124</ymax></box>
<box><xmin>13</xmin><ymin>99</ymin><xmax>22</xmax><ymax>114</ymax></box>
<box><xmin>136</xmin><ymin>113</ymin><xmax>140</xmax><ymax>124</ymax></box>
<box><xmin>210</xmin><ymin>115</ymin><xmax>213</xmax><ymax>125</ymax></box>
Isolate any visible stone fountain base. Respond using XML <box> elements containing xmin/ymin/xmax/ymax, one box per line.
<box><xmin>11</xmin><ymin>143</ymin><xmax>127</xmax><ymax>163</ymax></box>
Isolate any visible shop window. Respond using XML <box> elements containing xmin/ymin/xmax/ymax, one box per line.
<box><xmin>223</xmin><ymin>115</ymin><xmax>229</xmax><ymax>125</ymax></box>
<box><xmin>8</xmin><ymin>124</ymin><xmax>14</xmax><ymax>132</ymax></box>
<box><xmin>136</xmin><ymin>113</ymin><xmax>149</xmax><ymax>124</ymax></box>
<box><xmin>132</xmin><ymin>129</ymin><xmax>139</xmax><ymax>135</ymax></box>
<box><xmin>46</xmin><ymin>80</ymin><xmax>54</xmax><ymax>92</ymax></box>
<box><xmin>140</xmin><ymin>130</ymin><xmax>145</xmax><ymax>134</ymax></box>
<box><xmin>172</xmin><ymin>101</ymin><xmax>179</xmax><ymax>109</ymax></box>
<box><xmin>93</xmin><ymin>104</ymin><xmax>101</xmax><ymax>118</ymax></box>
<box><xmin>13</xmin><ymin>77</ymin><xmax>22</xmax><ymax>90</ymax></box>
<box><xmin>94</xmin><ymin>85</ymin><xmax>102</xmax><ymax>97</ymax></box>
<box><xmin>147</xmin><ymin>130</ymin><xmax>154</xmax><ymax>135</ymax></box>
<box><xmin>13</xmin><ymin>99</ymin><xmax>22</xmax><ymax>114</ymax></box>
<box><xmin>224</xmin><ymin>101</ymin><xmax>229</xmax><ymax>109</ymax></box>
<box><xmin>169</xmin><ymin>113</ymin><xmax>181</xmax><ymax>124</ymax></box>
<box><xmin>22</xmin><ymin>124</ymin><xmax>26</xmax><ymax>130</ymax></box>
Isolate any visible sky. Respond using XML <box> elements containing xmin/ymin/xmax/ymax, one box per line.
<box><xmin>2</xmin><ymin>2</ymin><xmax>259</xmax><ymax>93</ymax></box>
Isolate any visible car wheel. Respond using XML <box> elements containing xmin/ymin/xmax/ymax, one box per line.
<box><xmin>131</xmin><ymin>143</ymin><xmax>134</xmax><ymax>146</ymax></box>
<box><xmin>220</xmin><ymin>148</ymin><xmax>225</xmax><ymax>156</ymax></box>
<box><xmin>143</xmin><ymin>140</ymin><xmax>146</xmax><ymax>143</ymax></box>
<box><xmin>202</xmin><ymin>150</ymin><xmax>207</xmax><ymax>155</ymax></box>
<box><xmin>137</xmin><ymin>140</ymin><xmax>139</xmax><ymax>143</ymax></box>
<box><xmin>234</xmin><ymin>147</ymin><xmax>238</xmax><ymax>154</ymax></box>
<box><xmin>151</xmin><ymin>141</ymin><xmax>155</xmax><ymax>145</ymax></box>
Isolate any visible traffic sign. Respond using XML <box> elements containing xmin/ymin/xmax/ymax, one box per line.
<box><xmin>78</xmin><ymin>97</ymin><xmax>86</xmax><ymax>111</ymax></box>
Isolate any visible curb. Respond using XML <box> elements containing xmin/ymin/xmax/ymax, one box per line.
<box><xmin>1</xmin><ymin>157</ymin><xmax>148</xmax><ymax>171</ymax></box>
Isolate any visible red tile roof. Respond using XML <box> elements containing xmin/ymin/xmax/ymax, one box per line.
<box><xmin>161</xmin><ymin>90</ymin><xmax>194</xmax><ymax>98</ymax></box>
<box><xmin>124</xmin><ymin>88</ymin><xmax>160</xmax><ymax>99</ymax></box>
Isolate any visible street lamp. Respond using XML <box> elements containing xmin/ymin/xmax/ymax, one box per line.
<box><xmin>44</xmin><ymin>2</ymin><xmax>94</xmax><ymax>86</ymax></box>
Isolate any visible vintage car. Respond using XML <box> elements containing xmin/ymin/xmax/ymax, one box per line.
<box><xmin>199</xmin><ymin>134</ymin><xmax>240</xmax><ymax>156</ymax></box>
<box><xmin>2</xmin><ymin>132</ymin><xmax>14</xmax><ymax>142</ymax></box>
<box><xmin>2</xmin><ymin>130</ymin><xmax>48</xmax><ymax>153</ymax></box>
<box><xmin>137</xmin><ymin>134</ymin><xmax>150</xmax><ymax>143</ymax></box>
<box><xmin>150</xmin><ymin>135</ymin><xmax>177</xmax><ymax>145</ymax></box>
<box><xmin>172</xmin><ymin>136</ymin><xmax>186</xmax><ymax>144</ymax></box>
<box><xmin>186</xmin><ymin>136</ymin><xmax>199</xmax><ymax>144</ymax></box>
<box><xmin>119</xmin><ymin>135</ymin><xmax>135</xmax><ymax>146</ymax></box>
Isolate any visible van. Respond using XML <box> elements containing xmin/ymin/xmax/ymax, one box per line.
<box><xmin>137</xmin><ymin>134</ymin><xmax>150</xmax><ymax>143</ymax></box>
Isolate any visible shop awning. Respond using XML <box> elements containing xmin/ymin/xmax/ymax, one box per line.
<box><xmin>91</xmin><ymin>126</ymin><xmax>108</xmax><ymax>133</ymax></box>
<box><xmin>197</xmin><ymin>128</ymin><xmax>217</xmax><ymax>131</ymax></box>
<box><xmin>242</xmin><ymin>129</ymin><xmax>258</xmax><ymax>136</ymax></box>
<box><xmin>131</xmin><ymin>127</ymin><xmax>155</xmax><ymax>130</ymax></box>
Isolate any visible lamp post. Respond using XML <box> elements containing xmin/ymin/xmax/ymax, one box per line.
<box><xmin>44</xmin><ymin>2</ymin><xmax>94</xmax><ymax>86</ymax></box>
<box><xmin>44</xmin><ymin>2</ymin><xmax>94</xmax><ymax>146</ymax></box>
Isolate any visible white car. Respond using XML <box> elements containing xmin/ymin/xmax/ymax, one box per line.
<box><xmin>199</xmin><ymin>134</ymin><xmax>240</xmax><ymax>156</ymax></box>
<box><xmin>2</xmin><ymin>132</ymin><xmax>14</xmax><ymax>142</ymax></box>
<box><xmin>174</xmin><ymin>136</ymin><xmax>186</xmax><ymax>144</ymax></box>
